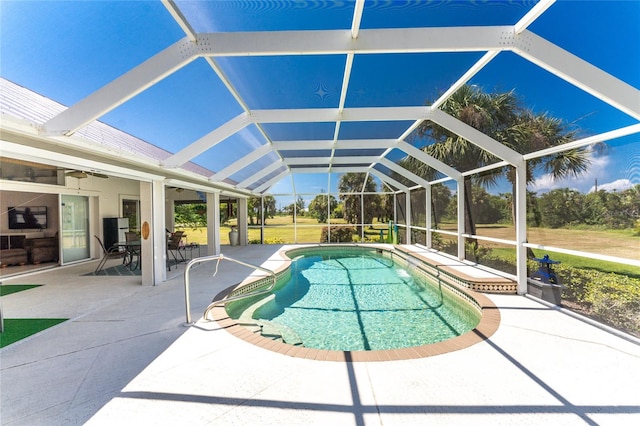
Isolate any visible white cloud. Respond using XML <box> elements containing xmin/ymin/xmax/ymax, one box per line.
<box><xmin>588</xmin><ymin>179</ymin><xmax>634</xmax><ymax>193</ymax></box>
<box><xmin>528</xmin><ymin>154</ymin><xmax>610</xmax><ymax>194</ymax></box>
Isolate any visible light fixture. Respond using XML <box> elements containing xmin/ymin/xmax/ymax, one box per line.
<box><xmin>66</xmin><ymin>170</ymin><xmax>88</xmax><ymax>179</ymax></box>
<box><xmin>65</xmin><ymin>170</ymin><xmax>109</xmax><ymax>179</ymax></box>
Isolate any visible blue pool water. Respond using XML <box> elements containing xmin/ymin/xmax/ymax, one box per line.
<box><xmin>240</xmin><ymin>249</ymin><xmax>480</xmax><ymax>351</ymax></box>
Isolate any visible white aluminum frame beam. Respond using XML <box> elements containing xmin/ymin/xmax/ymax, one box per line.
<box><xmin>272</xmin><ymin>139</ymin><xmax>397</xmax><ymax>150</ymax></box>
<box><xmin>250</xmin><ymin>106</ymin><xmax>431</xmax><ymax>123</ymax></box>
<box><xmin>514</xmin><ymin>0</ymin><xmax>555</xmax><ymax>34</ymax></box>
<box><xmin>161</xmin><ymin>0</ymin><xmax>197</xmax><ymax>41</ymax></box>
<box><xmin>396</xmin><ymin>140</ymin><xmax>461</xmax><ymax>179</ymax></box>
<box><xmin>431</xmin><ymin>50</ymin><xmax>499</xmax><ymax>110</ymax></box>
<box><xmin>191</xmin><ymin>26</ymin><xmax>513</xmax><ymax>57</ymax></box>
<box><xmin>41</xmin><ymin>26</ymin><xmax>507</xmax><ymax>135</ymax></box>
<box><xmin>369</xmin><ymin>169</ymin><xmax>408</xmax><ymax>192</ymax></box>
<box><xmin>43</xmin><ymin>25</ymin><xmax>638</xmax><ymax>141</ymax></box>
<box><xmin>272</xmin><ymin>140</ymin><xmax>335</xmax><ymax>150</ymax></box>
<box><xmin>515</xmin><ymin>29</ymin><xmax>640</xmax><ymax>120</ymax></box>
<box><xmin>378</xmin><ymin>157</ymin><xmax>433</xmax><ymax>188</ymax></box>
<box><xmin>291</xmin><ymin>166</ymin><xmax>408</xmax><ymax>192</ymax></box>
<box><xmin>163</xmin><ymin>113</ymin><xmax>251</xmax><ymax>168</ymax></box>
<box><xmin>209</xmin><ymin>143</ymin><xmax>275</xmax><ymax>182</ymax></box>
<box><xmin>237</xmin><ymin>160</ymin><xmax>285</xmax><ymax>189</ymax></box>
<box><xmin>284</xmin><ymin>156</ymin><xmax>380</xmax><ymax>166</ymax></box>
<box><xmin>43</xmin><ymin>37</ymin><xmax>200</xmax><ymax>136</ymax></box>
<box><xmin>351</xmin><ymin>0</ymin><xmax>365</xmax><ymax>39</ymax></box>
<box><xmin>429</xmin><ymin>109</ymin><xmax>522</xmax><ymax>165</ymax></box>
<box><xmin>524</xmin><ymin>123</ymin><xmax>640</xmax><ymax>161</ymax></box>
<box><xmin>253</xmin><ymin>169</ymin><xmax>289</xmax><ymax>193</ymax></box>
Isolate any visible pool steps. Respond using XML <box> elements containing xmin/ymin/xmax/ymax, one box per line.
<box><xmin>237</xmin><ymin>294</ymin><xmax>305</xmax><ymax>345</ymax></box>
<box><xmin>236</xmin><ymin>319</ymin><xmax>304</xmax><ymax>346</ymax></box>
<box><xmin>259</xmin><ymin>320</ymin><xmax>304</xmax><ymax>346</ymax></box>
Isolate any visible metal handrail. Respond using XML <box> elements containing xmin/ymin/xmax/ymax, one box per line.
<box><xmin>183</xmin><ymin>253</ymin><xmax>277</xmax><ymax>325</ymax></box>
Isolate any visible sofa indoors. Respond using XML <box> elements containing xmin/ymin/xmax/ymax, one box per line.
<box><xmin>24</xmin><ymin>236</ymin><xmax>59</xmax><ymax>264</ymax></box>
<box><xmin>0</xmin><ymin>235</ymin><xmax>28</xmax><ymax>267</ymax></box>
<box><xmin>0</xmin><ymin>234</ymin><xmax>59</xmax><ymax>267</ymax></box>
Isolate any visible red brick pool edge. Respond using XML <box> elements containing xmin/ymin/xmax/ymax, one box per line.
<box><xmin>209</xmin><ymin>246</ymin><xmax>501</xmax><ymax>362</ymax></box>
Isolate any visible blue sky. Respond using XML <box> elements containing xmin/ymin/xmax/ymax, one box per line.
<box><xmin>1</xmin><ymin>0</ymin><xmax>638</xmax><ymax>203</ymax></box>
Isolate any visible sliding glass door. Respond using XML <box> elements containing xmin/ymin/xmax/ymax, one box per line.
<box><xmin>61</xmin><ymin>194</ymin><xmax>90</xmax><ymax>263</ymax></box>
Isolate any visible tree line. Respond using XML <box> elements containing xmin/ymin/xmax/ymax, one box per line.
<box><xmin>176</xmin><ymin>84</ymin><xmax>638</xmax><ymax>233</ymax></box>
<box><xmin>303</xmin><ymin>181</ymin><xmax>640</xmax><ymax>231</ymax></box>
<box><xmin>175</xmin><ymin>179</ymin><xmax>639</xmax><ymax>232</ymax></box>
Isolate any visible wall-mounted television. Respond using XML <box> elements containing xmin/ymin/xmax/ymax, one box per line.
<box><xmin>8</xmin><ymin>206</ymin><xmax>48</xmax><ymax>229</ymax></box>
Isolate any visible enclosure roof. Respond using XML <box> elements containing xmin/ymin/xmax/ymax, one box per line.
<box><xmin>1</xmin><ymin>0</ymin><xmax>638</xmax><ymax>197</ymax></box>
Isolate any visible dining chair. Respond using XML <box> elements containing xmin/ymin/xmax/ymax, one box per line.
<box><xmin>167</xmin><ymin>230</ymin><xmax>185</xmax><ymax>268</ymax></box>
<box><xmin>94</xmin><ymin>235</ymin><xmax>123</xmax><ymax>273</ymax></box>
<box><xmin>124</xmin><ymin>231</ymin><xmax>141</xmax><ymax>269</ymax></box>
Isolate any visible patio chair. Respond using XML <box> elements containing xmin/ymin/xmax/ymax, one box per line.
<box><xmin>167</xmin><ymin>231</ymin><xmax>185</xmax><ymax>269</ymax></box>
<box><xmin>94</xmin><ymin>235</ymin><xmax>123</xmax><ymax>273</ymax></box>
<box><xmin>124</xmin><ymin>231</ymin><xmax>141</xmax><ymax>269</ymax></box>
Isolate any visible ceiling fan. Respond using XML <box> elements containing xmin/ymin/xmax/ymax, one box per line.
<box><xmin>65</xmin><ymin>170</ymin><xmax>109</xmax><ymax>179</ymax></box>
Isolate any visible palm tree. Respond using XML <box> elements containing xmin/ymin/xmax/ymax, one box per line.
<box><xmin>402</xmin><ymin>84</ymin><xmax>592</xmax><ymax>249</ymax></box>
<box><xmin>501</xmin><ymin>109</ymin><xmax>589</xmax><ymax>224</ymax></box>
<box><xmin>338</xmin><ymin>173</ymin><xmax>378</xmax><ymax>225</ymax></box>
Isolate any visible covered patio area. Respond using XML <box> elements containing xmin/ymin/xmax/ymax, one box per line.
<box><xmin>1</xmin><ymin>245</ymin><xmax>638</xmax><ymax>425</ymax></box>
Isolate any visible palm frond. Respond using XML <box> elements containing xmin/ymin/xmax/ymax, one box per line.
<box><xmin>543</xmin><ymin>148</ymin><xmax>590</xmax><ymax>179</ymax></box>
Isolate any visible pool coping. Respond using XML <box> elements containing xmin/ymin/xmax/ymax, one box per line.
<box><xmin>394</xmin><ymin>245</ymin><xmax>518</xmax><ymax>293</ymax></box>
<box><xmin>209</xmin><ymin>244</ymin><xmax>501</xmax><ymax>362</ymax></box>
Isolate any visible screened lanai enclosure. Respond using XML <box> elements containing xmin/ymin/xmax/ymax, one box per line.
<box><xmin>1</xmin><ymin>0</ymin><xmax>638</xmax><ymax>290</ymax></box>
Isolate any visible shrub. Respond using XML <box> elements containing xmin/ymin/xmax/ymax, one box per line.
<box><xmin>264</xmin><ymin>237</ymin><xmax>285</xmax><ymax>244</ymax></box>
<box><xmin>559</xmin><ymin>267</ymin><xmax>640</xmax><ymax>335</ymax></box>
<box><xmin>524</xmin><ymin>258</ymin><xmax>640</xmax><ymax>336</ymax></box>
<box><xmin>320</xmin><ymin>226</ymin><xmax>355</xmax><ymax>243</ymax></box>
<box><xmin>480</xmin><ymin>252</ymin><xmax>517</xmax><ymax>275</ymax></box>
<box><xmin>249</xmin><ymin>237</ymin><xmax>285</xmax><ymax>244</ymax></box>
<box><xmin>476</xmin><ymin>250</ymin><xmax>640</xmax><ymax>336</ymax></box>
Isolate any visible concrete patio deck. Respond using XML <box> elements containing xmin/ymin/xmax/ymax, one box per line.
<box><xmin>1</xmin><ymin>245</ymin><xmax>638</xmax><ymax>425</ymax></box>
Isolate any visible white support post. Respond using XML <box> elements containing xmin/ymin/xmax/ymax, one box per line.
<box><xmin>152</xmin><ymin>180</ymin><xmax>167</xmax><ymax>284</ymax></box>
<box><xmin>207</xmin><ymin>192</ymin><xmax>220</xmax><ymax>255</ymax></box>
<box><xmin>261</xmin><ymin>196</ymin><xmax>265</xmax><ymax>244</ymax></box>
<box><xmin>426</xmin><ymin>184</ymin><xmax>432</xmax><ymax>248</ymax></box>
<box><xmin>457</xmin><ymin>178</ymin><xmax>465</xmax><ymax>260</ymax></box>
<box><xmin>237</xmin><ymin>198</ymin><xmax>248</xmax><ymax>246</ymax></box>
<box><xmin>515</xmin><ymin>160</ymin><xmax>528</xmax><ymax>294</ymax></box>
<box><xmin>405</xmin><ymin>190</ymin><xmax>411</xmax><ymax>245</ymax></box>
<box><xmin>325</xmin><ymin>193</ymin><xmax>330</xmax><ymax>241</ymax></box>
<box><xmin>393</xmin><ymin>193</ymin><xmax>397</xmax><ymax>238</ymax></box>
<box><xmin>165</xmin><ymin>193</ymin><xmax>175</xmax><ymax>232</ymax></box>
<box><xmin>360</xmin><ymin>194</ymin><xmax>365</xmax><ymax>240</ymax></box>
<box><xmin>293</xmin><ymin>196</ymin><xmax>298</xmax><ymax>243</ymax></box>
<box><xmin>139</xmin><ymin>181</ymin><xmax>154</xmax><ymax>286</ymax></box>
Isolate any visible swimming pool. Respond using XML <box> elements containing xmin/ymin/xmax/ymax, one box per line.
<box><xmin>226</xmin><ymin>247</ymin><xmax>482</xmax><ymax>352</ymax></box>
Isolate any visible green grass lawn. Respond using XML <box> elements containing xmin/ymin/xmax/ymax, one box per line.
<box><xmin>0</xmin><ymin>284</ymin><xmax>42</xmax><ymax>296</ymax></box>
<box><xmin>438</xmin><ymin>222</ymin><xmax>639</xmax><ymax>260</ymax></box>
<box><xmin>1</xmin><ymin>284</ymin><xmax>67</xmax><ymax>348</ymax></box>
<box><xmin>489</xmin><ymin>247</ymin><xmax>640</xmax><ymax>279</ymax></box>
<box><xmin>544</xmin><ymin>252</ymin><xmax>640</xmax><ymax>279</ymax></box>
<box><xmin>178</xmin><ymin>216</ymin><xmax>389</xmax><ymax>245</ymax></box>
<box><xmin>0</xmin><ymin>318</ymin><xmax>67</xmax><ymax>348</ymax></box>
<box><xmin>177</xmin><ymin>219</ymin><xmax>638</xmax><ymax>277</ymax></box>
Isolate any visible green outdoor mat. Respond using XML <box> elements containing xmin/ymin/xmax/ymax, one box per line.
<box><xmin>0</xmin><ymin>284</ymin><xmax>42</xmax><ymax>297</ymax></box>
<box><xmin>0</xmin><ymin>318</ymin><xmax>67</xmax><ymax>348</ymax></box>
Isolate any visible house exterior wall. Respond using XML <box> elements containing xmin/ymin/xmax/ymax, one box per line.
<box><xmin>1</xmin><ymin>175</ymin><xmax>140</xmax><ymax>256</ymax></box>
